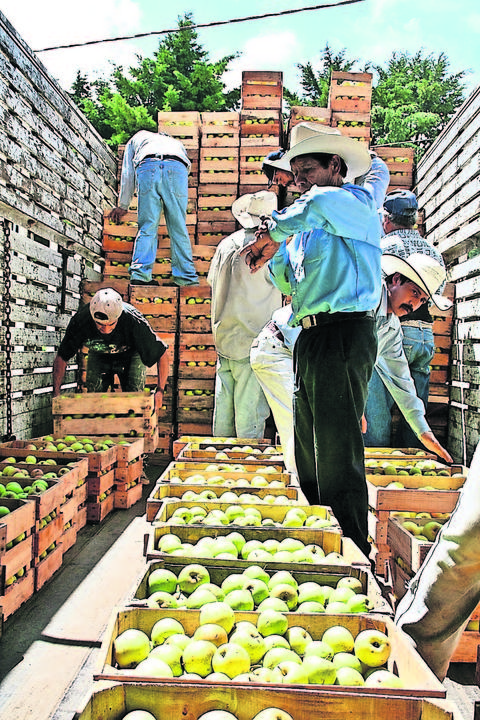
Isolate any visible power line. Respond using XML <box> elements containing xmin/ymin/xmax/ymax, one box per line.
<box><xmin>34</xmin><ymin>0</ymin><xmax>365</xmax><ymax>53</ymax></box>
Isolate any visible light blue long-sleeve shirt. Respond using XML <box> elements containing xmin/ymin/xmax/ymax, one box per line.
<box><xmin>267</xmin><ymin>182</ymin><xmax>383</xmax><ymax>325</ymax></box>
<box><xmin>374</xmin><ymin>285</ymin><xmax>430</xmax><ymax>437</ymax></box>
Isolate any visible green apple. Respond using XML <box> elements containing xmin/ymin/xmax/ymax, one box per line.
<box><xmin>113</xmin><ymin>628</ymin><xmax>150</xmax><ymax>668</ymax></box>
<box><xmin>146</xmin><ymin>591</ymin><xmax>179</xmax><ymax>609</ymax></box>
<box><xmin>322</xmin><ymin>626</ymin><xmax>355</xmax><ymax>654</ymax></box>
<box><xmin>241</xmin><ymin>539</ymin><xmax>263</xmax><ymax>559</ymax></box>
<box><xmin>364</xmin><ymin>669</ymin><xmax>403</xmax><ymax>687</ymax></box>
<box><xmin>257</xmin><ymin>609</ymin><xmax>289</xmax><ymax>638</ymax></box>
<box><xmin>269</xmin><ymin>583</ymin><xmax>298</xmax><ymax>610</ymax></box>
<box><xmin>345</xmin><ymin>593</ymin><xmax>375</xmax><ymax>613</ymax></box>
<box><xmin>224</xmin><ymin>589</ymin><xmax>254</xmax><ymax>611</ymax></box>
<box><xmin>263</xmin><ymin>647</ymin><xmax>300</xmax><ymax>669</ymax></box>
<box><xmin>277</xmin><ymin>660</ymin><xmax>309</xmax><ymax>684</ymax></box>
<box><xmin>328</xmin><ymin>587</ymin><xmax>356</xmax><ymax>605</ymax></box>
<box><xmin>147</xmin><ymin>568</ymin><xmax>178</xmax><ymax>595</ymax></box>
<box><xmin>221</xmin><ymin>573</ymin><xmax>245</xmax><ymax>595</ymax></box>
<box><xmin>251</xmin><ymin>710</ymin><xmax>293</xmax><ymax>720</ymax></box>
<box><xmin>335</xmin><ymin>666</ymin><xmax>365</xmax><ymax>686</ymax></box>
<box><xmin>278</xmin><ymin>538</ymin><xmax>304</xmax><ymax>553</ymax></box>
<box><xmin>199</xmin><ymin>601</ymin><xmax>235</xmax><ymax>633</ymax></box>
<box><xmin>242</xmin><ymin>564</ymin><xmax>270</xmax><ymax>584</ymax></box>
<box><xmin>268</xmin><ymin>571</ymin><xmax>297</xmax><ymax>591</ymax></box>
<box><xmin>242</xmin><ymin>577</ymin><xmax>269</xmax><ymax>605</ymax></box>
<box><xmin>286</xmin><ymin>626</ymin><xmax>312</xmax><ymax>656</ymax></box>
<box><xmin>332</xmin><ymin>652</ymin><xmax>363</xmax><ymax>672</ymax></box>
<box><xmin>164</xmin><ymin>633</ymin><xmax>191</xmax><ymax>651</ymax></box>
<box><xmin>182</xmin><ymin>639</ymin><xmax>217</xmax><ymax>677</ymax></box>
<box><xmin>212</xmin><ymin>642</ymin><xmax>251</xmax><ymax>678</ymax></box>
<box><xmin>298</xmin><ymin>582</ymin><xmax>332</xmax><ymax>606</ymax></box>
<box><xmin>263</xmin><ymin>634</ymin><xmax>290</xmax><ymax>652</ymax></box>
<box><xmin>150</xmin><ymin>617</ymin><xmax>185</xmax><ymax>647</ymax></box>
<box><xmin>157</xmin><ymin>533</ymin><xmax>182</xmax><ymax>553</ymax></box>
<box><xmin>302</xmin><ymin>655</ymin><xmax>336</xmax><ymax>684</ymax></box>
<box><xmin>197</xmin><ymin>711</ymin><xmax>239</xmax><ymax>720</ymax></box>
<box><xmin>257</xmin><ymin>597</ymin><xmax>290</xmax><ymax>613</ymax></box>
<box><xmin>133</xmin><ymin>656</ymin><xmax>174</xmax><ymax>678</ymax></box>
<box><xmin>336</xmin><ymin>577</ymin><xmax>363</xmax><ymax>594</ymax></box>
<box><xmin>185</xmin><ymin>587</ymin><xmax>218</xmax><ymax>609</ymax></box>
<box><xmin>422</xmin><ymin>520</ymin><xmax>443</xmax><ymax>542</ymax></box>
<box><xmin>354</xmin><ymin>629</ymin><xmax>391</xmax><ymax>667</ymax></box>
<box><xmin>230</xmin><ymin>626</ymin><xmax>267</xmax><ymax>663</ymax></box>
<box><xmin>194</xmin><ymin>623</ymin><xmax>228</xmax><ymax>647</ymax></box>
<box><xmin>149</xmin><ymin>643</ymin><xmax>183</xmax><ymax>676</ymax></box>
<box><xmin>177</xmin><ymin>564</ymin><xmax>210</xmax><ymax>595</ymax></box>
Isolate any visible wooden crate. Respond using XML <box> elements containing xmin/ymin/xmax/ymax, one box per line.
<box><xmin>82</xmin><ymin>279</ymin><xmax>130</xmax><ymax>303</ymax></box>
<box><xmin>131</xmin><ymin>558</ymin><xmax>391</xmax><ymax>614</ymax></box>
<box><xmin>177</xmin><ymin>376</ymin><xmax>215</xmax><ymax>422</ymax></box>
<box><xmin>179</xmin><ymin>285</ymin><xmax>212</xmax><ymax>332</ymax></box>
<box><xmin>365</xmin><ymin>447</ymin><xmax>436</xmax><ymax>460</ymax></box>
<box><xmin>288</xmin><ymin>106</ymin><xmax>332</xmax><ymax>134</ymax></box>
<box><xmin>52</xmin><ymin>391</ymin><xmax>158</xmax><ymax>444</ymax></box>
<box><xmin>87</xmin><ymin>465</ymin><xmax>116</xmax><ymax>498</ymax></box>
<box><xmin>178</xmin><ymin>336</ymin><xmax>216</xmax><ymax>379</ymax></box>
<box><xmin>178</xmin><ymin>440</ymin><xmax>283</xmax><ymax>465</ymax></box>
<box><xmin>329</xmin><ymin>71</ymin><xmax>373</xmax><ymax>113</ymax></box>
<box><xmin>34</xmin><ymin>542</ymin><xmax>63</xmax><ymax>591</ymax></box>
<box><xmin>128</xmin><ymin>285</ymin><xmax>178</xmax><ymax>332</ymax></box>
<box><xmin>2</xmin><ymin>437</ymin><xmax>119</xmax><ymax>474</ymax></box>
<box><xmin>375</xmin><ymin>147</ymin><xmax>414</xmax><ymax>188</ymax></box>
<box><xmin>95</xmin><ymin>608</ymin><xmax>446</xmax><ymax>698</ymax></box>
<box><xmin>196</xmin><ymin>220</ymin><xmax>236</xmax><ymax>246</ymax></box>
<box><xmin>191</xmin><ymin>244</ymin><xmax>217</xmax><ymax>285</ymax></box>
<box><xmin>0</xmin><ymin>497</ymin><xmax>37</xmax><ymax>554</ymax></box>
<box><xmin>240</xmin><ymin>109</ymin><xmax>283</xmax><ymax>140</ymax></box>
<box><xmin>200</xmin><ymin>112</ymin><xmax>240</xmax><ymax>147</ymax></box>
<box><xmin>239</xmin><ymin>144</ymin><xmax>278</xmax><ymax>185</ymax></box>
<box><xmin>197</xmin><ymin>183</ymin><xmax>237</xmax><ymax>222</ymax></box>
<box><xmin>0</xmin><ymin>567</ymin><xmax>35</xmax><ymax>620</ymax></box>
<box><xmin>145</xmin><ymin>482</ymin><xmax>300</xmax><ymax>522</ymax></box>
<box><xmin>87</xmin><ymin>490</ymin><xmax>116</xmax><ymax>524</ymax></box>
<box><xmin>75</xmin><ymin>682</ymin><xmax>460</xmax><ymax>720</ymax></box>
<box><xmin>199</xmin><ymin>147</ymin><xmax>239</xmax><ymax>185</ymax></box>
<box><xmin>387</xmin><ymin>515</ymin><xmax>448</xmax><ymax>575</ymax></box>
<box><xmin>157</xmin><ymin>111</ymin><xmax>201</xmax><ymax>148</ymax></box>
<box><xmin>366</xmin><ymin>467</ymin><xmax>466</xmax><ymax>514</ymax></box>
<box><xmin>155</xmin><ymin>459</ymin><xmax>291</xmax><ymax>486</ymax></box>
<box><xmin>62</xmin><ymin>522</ymin><xmax>78</xmax><ymax>554</ymax></box>
<box><xmin>114</xmin><ymin>480</ymin><xmax>143</xmax><ymax>510</ymax></box>
<box><xmin>331</xmin><ymin>112</ymin><xmax>371</xmax><ymax>144</ymax></box>
<box><xmin>241</xmin><ymin>70</ymin><xmax>283</xmax><ymax>110</ymax></box>
<box><xmin>34</xmin><ymin>513</ymin><xmax>64</xmax><ymax>562</ymax></box>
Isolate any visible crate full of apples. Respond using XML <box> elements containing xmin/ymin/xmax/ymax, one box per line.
<box><xmin>156</xmin><ymin>461</ymin><xmax>291</xmax><ymax>487</ymax></box>
<box><xmin>75</xmin><ymin>681</ymin><xmax>460</xmax><ymax>720</ymax></box>
<box><xmin>130</xmin><ymin>560</ymin><xmax>392</xmax><ymax>616</ymax></box>
<box><xmin>387</xmin><ymin>513</ymin><xmax>449</xmax><ymax>575</ymax></box>
<box><xmin>94</xmin><ymin>607</ymin><xmax>445</xmax><ymax>698</ymax></box>
<box><xmin>178</xmin><ymin>442</ymin><xmax>284</xmax><ymax>467</ymax></box>
<box><xmin>146</xmin><ymin>484</ymin><xmax>301</xmax><ymax>522</ymax></box>
<box><xmin>173</xmin><ymin>436</ymin><xmax>273</xmax><ymax>459</ymax></box>
<box><xmin>145</xmin><ymin>526</ymin><xmax>369</xmax><ymax>570</ymax></box>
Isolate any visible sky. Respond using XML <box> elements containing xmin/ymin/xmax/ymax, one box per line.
<box><xmin>2</xmin><ymin>0</ymin><xmax>479</xmax><ymax>98</ymax></box>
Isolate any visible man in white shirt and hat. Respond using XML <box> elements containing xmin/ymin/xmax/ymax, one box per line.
<box><xmin>207</xmin><ymin>191</ymin><xmax>282</xmax><ymax>439</ymax></box>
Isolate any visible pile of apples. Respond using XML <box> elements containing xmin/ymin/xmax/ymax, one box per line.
<box><xmin>144</xmin><ymin>564</ymin><xmax>374</xmax><ymax>614</ymax></box>
<box><xmin>155</xmin><ymin>532</ymin><xmax>344</xmax><ymax>565</ymax></box>
<box><xmin>164</xmin><ymin>505</ymin><xmax>334</xmax><ymax>530</ymax></box>
<box><xmin>18</xmin><ymin>435</ymin><xmax>132</xmax><ymax>453</ymax></box>
<box><xmin>392</xmin><ymin>511</ymin><xmax>449</xmax><ymax>542</ymax></box>
<box><xmin>365</xmin><ymin>459</ymin><xmax>452</xmax><ymax>477</ymax></box>
<box><xmin>112</xmin><ymin>605</ymin><xmax>400</xmax><ymax>688</ymax></box>
<box><xmin>168</xmin><ymin>469</ymin><xmax>285</xmax><ymax>487</ymax></box>
<box><xmin>173</xmin><ymin>489</ymin><xmax>296</xmax><ymax>506</ymax></box>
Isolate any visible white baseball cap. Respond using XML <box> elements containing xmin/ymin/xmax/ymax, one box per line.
<box><xmin>89</xmin><ymin>288</ymin><xmax>124</xmax><ymax>324</ymax></box>
<box><xmin>231</xmin><ymin>191</ymin><xmax>278</xmax><ymax>229</ymax></box>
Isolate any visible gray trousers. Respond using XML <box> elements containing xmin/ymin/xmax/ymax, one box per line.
<box><xmin>395</xmin><ymin>441</ymin><xmax>480</xmax><ymax>680</ymax></box>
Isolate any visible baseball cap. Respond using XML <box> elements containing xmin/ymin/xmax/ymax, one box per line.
<box><xmin>262</xmin><ymin>150</ymin><xmax>292</xmax><ymax>187</ymax></box>
<box><xmin>381</xmin><ymin>253</ymin><xmax>452</xmax><ymax>310</ymax></box>
<box><xmin>383</xmin><ymin>189</ymin><xmax>418</xmax><ymax>217</ymax></box>
<box><xmin>89</xmin><ymin>288</ymin><xmax>124</xmax><ymax>325</ymax></box>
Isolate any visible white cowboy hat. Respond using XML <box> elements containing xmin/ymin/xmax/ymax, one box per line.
<box><xmin>231</xmin><ymin>191</ymin><xmax>278</xmax><ymax>229</ymax></box>
<box><xmin>285</xmin><ymin>122</ymin><xmax>371</xmax><ymax>182</ymax></box>
<box><xmin>382</xmin><ymin>252</ymin><xmax>452</xmax><ymax>310</ymax></box>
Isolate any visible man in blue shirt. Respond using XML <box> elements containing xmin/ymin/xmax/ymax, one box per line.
<box><xmin>242</xmin><ymin>125</ymin><xmax>389</xmax><ymax>559</ymax></box>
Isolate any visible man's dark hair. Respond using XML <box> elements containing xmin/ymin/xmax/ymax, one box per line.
<box><xmin>299</xmin><ymin>152</ymin><xmax>348</xmax><ymax>178</ymax></box>
<box><xmin>384</xmin><ymin>210</ymin><xmax>417</xmax><ymax>229</ymax></box>
<box><xmin>385</xmin><ymin>272</ymin><xmax>410</xmax><ymax>285</ymax></box>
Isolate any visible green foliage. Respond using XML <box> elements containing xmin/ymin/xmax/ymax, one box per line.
<box><xmin>371</xmin><ymin>51</ymin><xmax>467</xmax><ymax>159</ymax></box>
<box><xmin>69</xmin><ymin>13</ymin><xmax>240</xmax><ymax>148</ymax></box>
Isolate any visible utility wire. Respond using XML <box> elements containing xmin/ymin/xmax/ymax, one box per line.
<box><xmin>34</xmin><ymin>0</ymin><xmax>365</xmax><ymax>53</ymax></box>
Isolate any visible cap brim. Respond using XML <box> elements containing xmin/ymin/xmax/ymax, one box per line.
<box><xmin>285</xmin><ymin>134</ymin><xmax>371</xmax><ymax>182</ymax></box>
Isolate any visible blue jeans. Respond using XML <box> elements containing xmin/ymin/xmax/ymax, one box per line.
<box><xmin>363</xmin><ymin>323</ymin><xmax>434</xmax><ymax>447</ymax></box>
<box><xmin>213</xmin><ymin>355</ymin><xmax>271</xmax><ymax>439</ymax></box>
<box><xmin>131</xmin><ymin>158</ymin><xmax>198</xmax><ymax>286</ymax></box>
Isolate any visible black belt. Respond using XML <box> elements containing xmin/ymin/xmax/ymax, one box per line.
<box><xmin>300</xmin><ymin>310</ymin><xmax>374</xmax><ymax>329</ymax></box>
<box><xmin>142</xmin><ymin>154</ymin><xmax>189</xmax><ymax>169</ymax></box>
<box><xmin>265</xmin><ymin>320</ymin><xmax>285</xmax><ymax>344</ymax></box>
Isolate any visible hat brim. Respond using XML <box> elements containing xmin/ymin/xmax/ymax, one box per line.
<box><xmin>266</xmin><ymin>155</ymin><xmax>292</xmax><ymax>173</ymax></box>
<box><xmin>285</xmin><ymin>134</ymin><xmax>371</xmax><ymax>182</ymax></box>
<box><xmin>381</xmin><ymin>254</ymin><xmax>453</xmax><ymax>310</ymax></box>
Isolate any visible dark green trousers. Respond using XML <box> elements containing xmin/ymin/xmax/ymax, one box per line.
<box><xmin>86</xmin><ymin>351</ymin><xmax>147</xmax><ymax>392</ymax></box>
<box><xmin>293</xmin><ymin>314</ymin><xmax>377</xmax><ymax>559</ymax></box>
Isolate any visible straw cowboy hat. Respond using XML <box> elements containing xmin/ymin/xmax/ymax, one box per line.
<box><xmin>382</xmin><ymin>252</ymin><xmax>452</xmax><ymax>310</ymax></box>
<box><xmin>231</xmin><ymin>191</ymin><xmax>278</xmax><ymax>229</ymax></box>
<box><xmin>285</xmin><ymin>122</ymin><xmax>371</xmax><ymax>182</ymax></box>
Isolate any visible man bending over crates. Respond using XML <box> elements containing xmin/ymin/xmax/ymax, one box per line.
<box><xmin>52</xmin><ymin>288</ymin><xmax>170</xmax><ymax>403</ymax></box>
